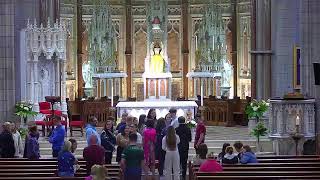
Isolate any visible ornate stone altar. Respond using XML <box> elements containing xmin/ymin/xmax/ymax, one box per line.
<box><xmin>20</xmin><ymin>19</ymin><xmax>68</xmax><ymax>114</ymax></box>
<box><xmin>116</xmin><ymin>101</ymin><xmax>198</xmax><ymax>119</ymax></box>
<box><xmin>142</xmin><ymin>0</ymin><xmax>172</xmax><ymax>100</ymax></box>
<box><xmin>186</xmin><ymin>1</ymin><xmax>233</xmax><ymax>100</ymax></box>
<box><xmin>269</xmin><ymin>99</ymin><xmax>316</xmax><ymax>155</ymax></box>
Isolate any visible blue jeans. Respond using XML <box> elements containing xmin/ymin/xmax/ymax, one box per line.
<box><xmin>58</xmin><ymin>171</ymin><xmax>74</xmax><ymax>177</ymax></box>
<box><xmin>124</xmin><ymin>167</ymin><xmax>142</xmax><ymax>180</ymax></box>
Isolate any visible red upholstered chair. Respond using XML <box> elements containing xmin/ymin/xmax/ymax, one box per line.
<box><xmin>39</xmin><ymin>102</ymin><xmax>52</xmax><ymax>115</ymax></box>
<box><xmin>69</xmin><ymin>114</ymin><xmax>84</xmax><ymax>137</ymax></box>
<box><xmin>36</xmin><ymin>102</ymin><xmax>52</xmax><ymax>136</ymax></box>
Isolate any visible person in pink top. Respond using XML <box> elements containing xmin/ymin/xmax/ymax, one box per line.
<box><xmin>199</xmin><ymin>152</ymin><xmax>223</xmax><ymax>172</ymax></box>
<box><xmin>143</xmin><ymin>119</ymin><xmax>156</xmax><ymax>175</ymax></box>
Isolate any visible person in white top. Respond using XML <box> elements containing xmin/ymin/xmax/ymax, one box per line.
<box><xmin>11</xmin><ymin>122</ymin><xmax>23</xmax><ymax>158</ymax></box>
<box><xmin>129</xmin><ymin>124</ymin><xmax>142</xmax><ymax>147</ymax></box>
<box><xmin>162</xmin><ymin>126</ymin><xmax>180</xmax><ymax>180</ymax></box>
<box><xmin>169</xmin><ymin>108</ymin><xmax>179</xmax><ymax>129</ymax></box>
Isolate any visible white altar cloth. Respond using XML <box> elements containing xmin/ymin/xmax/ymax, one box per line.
<box><xmin>116</xmin><ymin>100</ymin><xmax>198</xmax><ymax>119</ymax></box>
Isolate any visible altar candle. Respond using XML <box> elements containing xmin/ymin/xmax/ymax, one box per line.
<box><xmin>295</xmin><ymin>115</ymin><xmax>300</xmax><ymax>126</ymax></box>
<box><xmin>201</xmin><ymin>81</ymin><xmax>204</xmax><ymax>107</ymax></box>
<box><xmin>111</xmin><ymin>85</ymin><xmax>114</xmax><ymax>107</ymax></box>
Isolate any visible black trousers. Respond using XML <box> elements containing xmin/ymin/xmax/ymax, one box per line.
<box><xmin>52</xmin><ymin>149</ymin><xmax>59</xmax><ymax>158</ymax></box>
<box><xmin>158</xmin><ymin>150</ymin><xmax>166</xmax><ymax>176</ymax></box>
<box><xmin>179</xmin><ymin>150</ymin><xmax>189</xmax><ymax>180</ymax></box>
<box><xmin>105</xmin><ymin>151</ymin><xmax>113</xmax><ymax>164</ymax></box>
<box><xmin>116</xmin><ymin>146</ymin><xmax>124</xmax><ymax>163</ymax></box>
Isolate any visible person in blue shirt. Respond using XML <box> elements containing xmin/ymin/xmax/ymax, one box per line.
<box><xmin>58</xmin><ymin>140</ymin><xmax>76</xmax><ymax>177</ymax></box>
<box><xmin>49</xmin><ymin>116</ymin><xmax>65</xmax><ymax>157</ymax></box>
<box><xmin>240</xmin><ymin>145</ymin><xmax>258</xmax><ymax>164</ymax></box>
<box><xmin>86</xmin><ymin>116</ymin><xmax>101</xmax><ymax>146</ymax></box>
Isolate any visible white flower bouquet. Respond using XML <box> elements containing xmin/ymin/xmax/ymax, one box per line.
<box><xmin>15</xmin><ymin>101</ymin><xmax>37</xmax><ymax>118</ymax></box>
<box><xmin>245</xmin><ymin>99</ymin><xmax>269</xmax><ymax>119</ymax></box>
<box><xmin>187</xmin><ymin>120</ymin><xmax>197</xmax><ymax>129</ymax></box>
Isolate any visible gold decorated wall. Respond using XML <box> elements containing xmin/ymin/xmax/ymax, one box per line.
<box><xmin>60</xmin><ymin>0</ymin><xmax>252</xmax><ymax>100</ymax></box>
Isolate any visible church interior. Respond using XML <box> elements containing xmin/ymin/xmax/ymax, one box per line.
<box><xmin>0</xmin><ymin>0</ymin><xmax>320</xmax><ymax>179</ymax></box>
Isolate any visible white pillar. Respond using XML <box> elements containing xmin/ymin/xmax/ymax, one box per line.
<box><xmin>33</xmin><ymin>55</ymin><xmax>39</xmax><ymax>113</ymax></box>
<box><xmin>200</xmin><ymin>78</ymin><xmax>204</xmax><ymax>106</ymax></box>
<box><xmin>103</xmin><ymin>79</ymin><xmax>107</xmax><ymax>97</ymax></box>
<box><xmin>60</xmin><ymin>60</ymin><xmax>67</xmax><ymax>115</ymax></box>
<box><xmin>55</xmin><ymin>60</ymin><xmax>60</xmax><ymax>96</ymax></box>
<box><xmin>30</xmin><ymin>56</ymin><xmax>35</xmax><ymax>106</ymax></box>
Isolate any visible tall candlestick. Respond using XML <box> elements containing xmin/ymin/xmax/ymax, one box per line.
<box><xmin>111</xmin><ymin>84</ymin><xmax>114</xmax><ymax>107</ymax></box>
<box><xmin>295</xmin><ymin>115</ymin><xmax>300</xmax><ymax>126</ymax></box>
<box><xmin>200</xmin><ymin>80</ymin><xmax>204</xmax><ymax>107</ymax></box>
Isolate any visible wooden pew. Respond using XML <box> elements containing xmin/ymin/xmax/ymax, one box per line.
<box><xmin>195</xmin><ymin>175</ymin><xmax>320</xmax><ymax>180</ymax></box>
<box><xmin>0</xmin><ymin>159</ymin><xmax>121</xmax><ymax>179</ymax></box>
<box><xmin>188</xmin><ymin>156</ymin><xmax>320</xmax><ymax>180</ymax></box>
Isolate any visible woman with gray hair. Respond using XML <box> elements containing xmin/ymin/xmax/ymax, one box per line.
<box><xmin>57</xmin><ymin>140</ymin><xmax>76</xmax><ymax>177</ymax></box>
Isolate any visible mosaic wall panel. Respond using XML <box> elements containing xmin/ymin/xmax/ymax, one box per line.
<box><xmin>168</xmin><ymin>31</ymin><xmax>180</xmax><ymax>72</ymax></box>
<box><xmin>134</xmin><ymin>31</ymin><xmax>147</xmax><ymax>73</ymax></box>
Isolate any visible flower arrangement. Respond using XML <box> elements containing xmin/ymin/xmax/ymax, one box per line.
<box><xmin>187</xmin><ymin>120</ymin><xmax>197</xmax><ymax>129</ymax></box>
<box><xmin>18</xmin><ymin>127</ymin><xmax>28</xmax><ymax>139</ymax></box>
<box><xmin>245</xmin><ymin>99</ymin><xmax>269</xmax><ymax>120</ymax></box>
<box><xmin>14</xmin><ymin>101</ymin><xmax>37</xmax><ymax>118</ymax></box>
<box><xmin>251</xmin><ymin>122</ymin><xmax>268</xmax><ymax>152</ymax></box>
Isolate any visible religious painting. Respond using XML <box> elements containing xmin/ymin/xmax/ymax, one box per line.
<box><xmin>134</xmin><ymin>31</ymin><xmax>147</xmax><ymax>72</ymax></box>
<box><xmin>293</xmin><ymin>45</ymin><xmax>301</xmax><ymax>89</ymax></box>
<box><xmin>168</xmin><ymin>24</ymin><xmax>180</xmax><ymax>72</ymax></box>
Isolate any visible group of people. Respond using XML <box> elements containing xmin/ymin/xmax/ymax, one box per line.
<box><xmin>0</xmin><ymin>107</ymin><xmax>259</xmax><ymax>180</ymax></box>
<box><xmin>82</xmin><ymin>108</ymin><xmax>206</xmax><ymax>180</ymax></box>
<box><xmin>192</xmin><ymin>141</ymin><xmax>258</xmax><ymax>173</ymax></box>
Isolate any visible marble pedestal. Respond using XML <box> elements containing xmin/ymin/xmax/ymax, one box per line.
<box><xmin>269</xmin><ymin>99</ymin><xmax>316</xmax><ymax>155</ymax></box>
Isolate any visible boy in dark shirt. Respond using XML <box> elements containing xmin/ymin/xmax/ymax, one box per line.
<box><xmin>175</xmin><ymin>116</ymin><xmax>192</xmax><ymax>180</ymax></box>
<box><xmin>121</xmin><ymin>133</ymin><xmax>147</xmax><ymax>180</ymax></box>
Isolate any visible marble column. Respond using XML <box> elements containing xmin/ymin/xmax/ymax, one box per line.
<box><xmin>125</xmin><ymin>0</ymin><xmax>132</xmax><ymax>98</ymax></box>
<box><xmin>251</xmin><ymin>0</ymin><xmax>271</xmax><ymax>100</ymax></box>
<box><xmin>182</xmin><ymin>0</ymin><xmax>189</xmax><ymax>98</ymax></box>
<box><xmin>231</xmin><ymin>0</ymin><xmax>238</xmax><ymax>97</ymax></box>
<box><xmin>299</xmin><ymin>0</ymin><xmax>320</xmax><ymax>155</ymax></box>
<box><xmin>76</xmin><ymin>0</ymin><xmax>84</xmax><ymax>98</ymax></box>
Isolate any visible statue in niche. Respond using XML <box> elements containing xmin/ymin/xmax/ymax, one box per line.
<box><xmin>82</xmin><ymin>61</ymin><xmax>92</xmax><ymax>88</ymax></box>
<box><xmin>150</xmin><ymin>42</ymin><xmax>165</xmax><ymax>73</ymax></box>
<box><xmin>222</xmin><ymin>60</ymin><xmax>233</xmax><ymax>87</ymax></box>
<box><xmin>39</xmin><ymin>67</ymin><xmax>51</xmax><ymax>99</ymax></box>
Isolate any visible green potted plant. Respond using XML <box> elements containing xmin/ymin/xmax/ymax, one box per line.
<box><xmin>245</xmin><ymin>99</ymin><xmax>269</xmax><ymax>152</ymax></box>
<box><xmin>251</xmin><ymin>122</ymin><xmax>268</xmax><ymax>152</ymax></box>
<box><xmin>14</xmin><ymin>101</ymin><xmax>38</xmax><ymax>125</ymax></box>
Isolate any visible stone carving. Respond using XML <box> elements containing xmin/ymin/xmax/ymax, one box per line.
<box><xmin>222</xmin><ymin>61</ymin><xmax>233</xmax><ymax>87</ymax></box>
<box><xmin>82</xmin><ymin>61</ymin><xmax>92</xmax><ymax>88</ymax></box>
<box><xmin>22</xmin><ymin>19</ymin><xmax>67</xmax><ymax>114</ymax></box>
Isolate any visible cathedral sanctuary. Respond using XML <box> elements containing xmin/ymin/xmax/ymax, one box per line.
<box><xmin>0</xmin><ymin>0</ymin><xmax>320</xmax><ymax>179</ymax></box>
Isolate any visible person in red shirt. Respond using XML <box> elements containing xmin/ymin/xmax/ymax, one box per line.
<box><xmin>83</xmin><ymin>135</ymin><xmax>105</xmax><ymax>174</ymax></box>
<box><xmin>194</xmin><ymin>115</ymin><xmax>206</xmax><ymax>154</ymax></box>
<box><xmin>199</xmin><ymin>152</ymin><xmax>223</xmax><ymax>172</ymax></box>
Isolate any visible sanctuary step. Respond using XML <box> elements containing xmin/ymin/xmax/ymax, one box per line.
<box><xmin>38</xmin><ymin>126</ymin><xmax>273</xmax><ymax>159</ymax></box>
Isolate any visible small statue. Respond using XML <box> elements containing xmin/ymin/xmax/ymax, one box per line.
<box><xmin>150</xmin><ymin>42</ymin><xmax>165</xmax><ymax>73</ymax></box>
<box><xmin>222</xmin><ymin>60</ymin><xmax>232</xmax><ymax>87</ymax></box>
<box><xmin>82</xmin><ymin>61</ymin><xmax>92</xmax><ymax>88</ymax></box>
